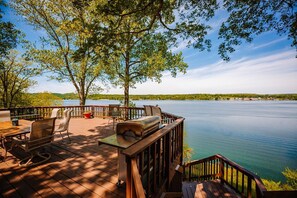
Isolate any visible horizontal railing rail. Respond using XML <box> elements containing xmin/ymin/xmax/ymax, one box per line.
<box><xmin>1</xmin><ymin>105</ymin><xmax>145</xmax><ymax>120</ymax></box>
<box><xmin>184</xmin><ymin>154</ymin><xmax>267</xmax><ymax>198</ymax></box>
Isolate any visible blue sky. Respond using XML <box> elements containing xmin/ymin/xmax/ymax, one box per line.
<box><xmin>2</xmin><ymin>2</ymin><xmax>297</xmax><ymax>94</ymax></box>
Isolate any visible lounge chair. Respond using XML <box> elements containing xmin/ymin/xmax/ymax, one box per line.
<box><xmin>54</xmin><ymin>109</ymin><xmax>72</xmax><ymax>142</ymax></box>
<box><xmin>0</xmin><ymin>110</ymin><xmax>11</xmax><ymax>122</ymax></box>
<box><xmin>11</xmin><ymin>118</ymin><xmax>56</xmax><ymax>167</ymax></box>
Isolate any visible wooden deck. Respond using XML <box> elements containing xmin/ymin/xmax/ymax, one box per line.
<box><xmin>182</xmin><ymin>180</ymin><xmax>240</xmax><ymax>198</ymax></box>
<box><xmin>0</xmin><ymin>118</ymin><xmax>125</xmax><ymax>198</ymax></box>
<box><xmin>1</xmin><ymin>117</ymin><xmax>240</xmax><ymax>198</ymax></box>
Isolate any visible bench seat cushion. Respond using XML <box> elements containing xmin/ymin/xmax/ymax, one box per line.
<box><xmin>116</xmin><ymin>116</ymin><xmax>161</xmax><ymax>137</ymax></box>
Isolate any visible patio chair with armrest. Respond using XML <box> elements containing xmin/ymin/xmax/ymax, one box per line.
<box><xmin>108</xmin><ymin>104</ymin><xmax>121</xmax><ymax>130</ymax></box>
<box><xmin>11</xmin><ymin>117</ymin><xmax>56</xmax><ymax>167</ymax></box>
<box><xmin>54</xmin><ymin>109</ymin><xmax>72</xmax><ymax>142</ymax></box>
<box><xmin>151</xmin><ymin>106</ymin><xmax>162</xmax><ymax>119</ymax></box>
<box><xmin>0</xmin><ymin>110</ymin><xmax>11</xmax><ymax>122</ymax></box>
<box><xmin>144</xmin><ymin>105</ymin><xmax>162</xmax><ymax>117</ymax></box>
<box><xmin>50</xmin><ymin>108</ymin><xmax>60</xmax><ymax>118</ymax></box>
<box><xmin>143</xmin><ymin>105</ymin><xmax>153</xmax><ymax>116</ymax></box>
<box><xmin>144</xmin><ymin>105</ymin><xmax>163</xmax><ymax>122</ymax></box>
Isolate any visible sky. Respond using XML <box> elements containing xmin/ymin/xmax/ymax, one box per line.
<box><xmin>2</xmin><ymin>2</ymin><xmax>297</xmax><ymax>95</ymax></box>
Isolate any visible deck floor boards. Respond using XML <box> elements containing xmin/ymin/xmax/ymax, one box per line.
<box><xmin>2</xmin><ymin>117</ymin><xmax>242</xmax><ymax>198</ymax></box>
<box><xmin>1</xmin><ymin>118</ymin><xmax>125</xmax><ymax>198</ymax></box>
<box><xmin>182</xmin><ymin>180</ymin><xmax>240</xmax><ymax>198</ymax></box>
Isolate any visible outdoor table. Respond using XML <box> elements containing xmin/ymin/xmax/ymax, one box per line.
<box><xmin>98</xmin><ymin>117</ymin><xmax>164</xmax><ymax>186</ymax></box>
<box><xmin>0</xmin><ymin>120</ymin><xmax>32</xmax><ymax>160</ymax></box>
<box><xmin>99</xmin><ymin>134</ymin><xmax>140</xmax><ymax>185</ymax></box>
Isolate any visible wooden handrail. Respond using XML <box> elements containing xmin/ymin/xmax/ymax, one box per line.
<box><xmin>2</xmin><ymin>105</ymin><xmax>145</xmax><ymax>120</ymax></box>
<box><xmin>124</xmin><ymin>116</ymin><xmax>185</xmax><ymax>197</ymax></box>
<box><xmin>123</xmin><ymin>118</ymin><xmax>185</xmax><ymax>157</ymax></box>
<box><xmin>184</xmin><ymin>154</ymin><xmax>267</xmax><ymax>198</ymax></box>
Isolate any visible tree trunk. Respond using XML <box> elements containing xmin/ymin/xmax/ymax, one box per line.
<box><xmin>124</xmin><ymin>82</ymin><xmax>129</xmax><ymax>108</ymax></box>
<box><xmin>79</xmin><ymin>92</ymin><xmax>86</xmax><ymax>106</ymax></box>
<box><xmin>123</xmin><ymin>52</ymin><xmax>131</xmax><ymax>120</ymax></box>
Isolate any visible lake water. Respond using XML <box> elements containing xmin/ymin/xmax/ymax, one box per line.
<box><xmin>64</xmin><ymin>99</ymin><xmax>297</xmax><ymax>182</ymax></box>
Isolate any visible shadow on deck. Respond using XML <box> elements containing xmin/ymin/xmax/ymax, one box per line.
<box><xmin>0</xmin><ymin>118</ymin><xmax>125</xmax><ymax>198</ymax></box>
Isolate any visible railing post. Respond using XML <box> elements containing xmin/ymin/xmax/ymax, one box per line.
<box><xmin>165</xmin><ymin>132</ymin><xmax>172</xmax><ymax>189</ymax></box>
<box><xmin>188</xmin><ymin>165</ymin><xmax>191</xmax><ymax>181</ymax></box>
<box><xmin>91</xmin><ymin>106</ymin><xmax>94</xmax><ymax>117</ymax></box>
<box><xmin>247</xmin><ymin>178</ymin><xmax>252</xmax><ymax>198</ymax></box>
<box><xmin>126</xmin><ymin>157</ymin><xmax>132</xmax><ymax>198</ymax></box>
<box><xmin>220</xmin><ymin>158</ymin><xmax>224</xmax><ymax>184</ymax></box>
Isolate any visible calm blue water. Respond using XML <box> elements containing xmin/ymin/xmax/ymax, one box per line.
<box><xmin>64</xmin><ymin>99</ymin><xmax>297</xmax><ymax>182</ymax></box>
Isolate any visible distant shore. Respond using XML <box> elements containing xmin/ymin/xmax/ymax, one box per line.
<box><xmin>49</xmin><ymin>93</ymin><xmax>297</xmax><ymax>101</ymax></box>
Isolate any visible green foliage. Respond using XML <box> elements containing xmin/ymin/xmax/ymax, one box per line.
<box><xmin>219</xmin><ymin>0</ymin><xmax>297</xmax><ymax>60</ymax></box>
<box><xmin>0</xmin><ymin>50</ymin><xmax>40</xmax><ymax>108</ymax></box>
<box><xmin>86</xmin><ymin>0</ymin><xmax>296</xmax><ymax>61</ymax></box>
<box><xmin>0</xmin><ymin>0</ymin><xmax>22</xmax><ymax>58</ymax></box>
<box><xmin>58</xmin><ymin>93</ymin><xmax>297</xmax><ymax>101</ymax></box>
<box><xmin>88</xmin><ymin>2</ymin><xmax>189</xmax><ymax>107</ymax></box>
<box><xmin>183</xmin><ymin>143</ymin><xmax>193</xmax><ymax>164</ymax></box>
<box><xmin>263</xmin><ymin>168</ymin><xmax>297</xmax><ymax>191</ymax></box>
<box><xmin>28</xmin><ymin>92</ymin><xmax>63</xmax><ymax>106</ymax></box>
<box><xmin>11</xmin><ymin>0</ymin><xmax>104</xmax><ymax>106</ymax></box>
<box><xmin>262</xmin><ymin>179</ymin><xmax>283</xmax><ymax>191</ymax></box>
<box><xmin>282</xmin><ymin>168</ymin><xmax>297</xmax><ymax>190</ymax></box>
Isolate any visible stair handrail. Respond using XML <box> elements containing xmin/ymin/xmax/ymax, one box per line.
<box><xmin>184</xmin><ymin>154</ymin><xmax>267</xmax><ymax>198</ymax></box>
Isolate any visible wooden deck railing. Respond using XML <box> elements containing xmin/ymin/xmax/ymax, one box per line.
<box><xmin>3</xmin><ymin>106</ymin><xmax>179</xmax><ymax>125</ymax></box>
<box><xmin>184</xmin><ymin>154</ymin><xmax>267</xmax><ymax>198</ymax></box>
<box><xmin>2</xmin><ymin>105</ymin><xmax>185</xmax><ymax>197</ymax></box>
<box><xmin>123</xmin><ymin>114</ymin><xmax>185</xmax><ymax>198</ymax></box>
<box><xmin>3</xmin><ymin>105</ymin><xmax>145</xmax><ymax>120</ymax></box>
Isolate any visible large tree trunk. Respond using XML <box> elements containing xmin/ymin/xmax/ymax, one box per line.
<box><xmin>79</xmin><ymin>92</ymin><xmax>86</xmax><ymax>106</ymax></box>
<box><xmin>124</xmin><ymin>82</ymin><xmax>129</xmax><ymax>108</ymax></box>
<box><xmin>123</xmin><ymin>81</ymin><xmax>129</xmax><ymax>120</ymax></box>
<box><xmin>124</xmin><ymin>52</ymin><xmax>130</xmax><ymax>108</ymax></box>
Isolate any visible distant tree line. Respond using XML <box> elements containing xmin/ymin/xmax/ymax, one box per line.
<box><xmin>52</xmin><ymin>93</ymin><xmax>297</xmax><ymax>101</ymax></box>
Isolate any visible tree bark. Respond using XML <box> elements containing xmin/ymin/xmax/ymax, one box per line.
<box><xmin>124</xmin><ymin>51</ymin><xmax>130</xmax><ymax>108</ymax></box>
<box><xmin>79</xmin><ymin>91</ymin><xmax>86</xmax><ymax>106</ymax></box>
<box><xmin>124</xmin><ymin>81</ymin><xmax>129</xmax><ymax>108</ymax></box>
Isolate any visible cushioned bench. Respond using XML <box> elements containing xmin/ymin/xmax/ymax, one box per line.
<box><xmin>116</xmin><ymin>116</ymin><xmax>161</xmax><ymax>138</ymax></box>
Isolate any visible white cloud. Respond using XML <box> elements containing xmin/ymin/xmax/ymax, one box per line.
<box><xmin>29</xmin><ymin>78</ymin><xmax>76</xmax><ymax>93</ymax></box>
<box><xmin>251</xmin><ymin>37</ymin><xmax>287</xmax><ymax>50</ymax></box>
<box><xmin>127</xmin><ymin>49</ymin><xmax>297</xmax><ymax>94</ymax></box>
<box><xmin>29</xmin><ymin>49</ymin><xmax>297</xmax><ymax>94</ymax></box>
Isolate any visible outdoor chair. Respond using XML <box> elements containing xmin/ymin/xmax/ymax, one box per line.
<box><xmin>0</xmin><ymin>110</ymin><xmax>11</xmax><ymax>122</ymax></box>
<box><xmin>11</xmin><ymin>118</ymin><xmax>56</xmax><ymax>167</ymax></box>
<box><xmin>143</xmin><ymin>105</ymin><xmax>163</xmax><ymax>122</ymax></box>
<box><xmin>151</xmin><ymin>106</ymin><xmax>162</xmax><ymax>118</ymax></box>
<box><xmin>144</xmin><ymin>105</ymin><xmax>162</xmax><ymax>117</ymax></box>
<box><xmin>50</xmin><ymin>108</ymin><xmax>60</xmax><ymax>118</ymax></box>
<box><xmin>108</xmin><ymin>104</ymin><xmax>121</xmax><ymax>130</ymax></box>
<box><xmin>54</xmin><ymin>109</ymin><xmax>72</xmax><ymax>142</ymax></box>
<box><xmin>143</xmin><ymin>105</ymin><xmax>153</xmax><ymax>116</ymax></box>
